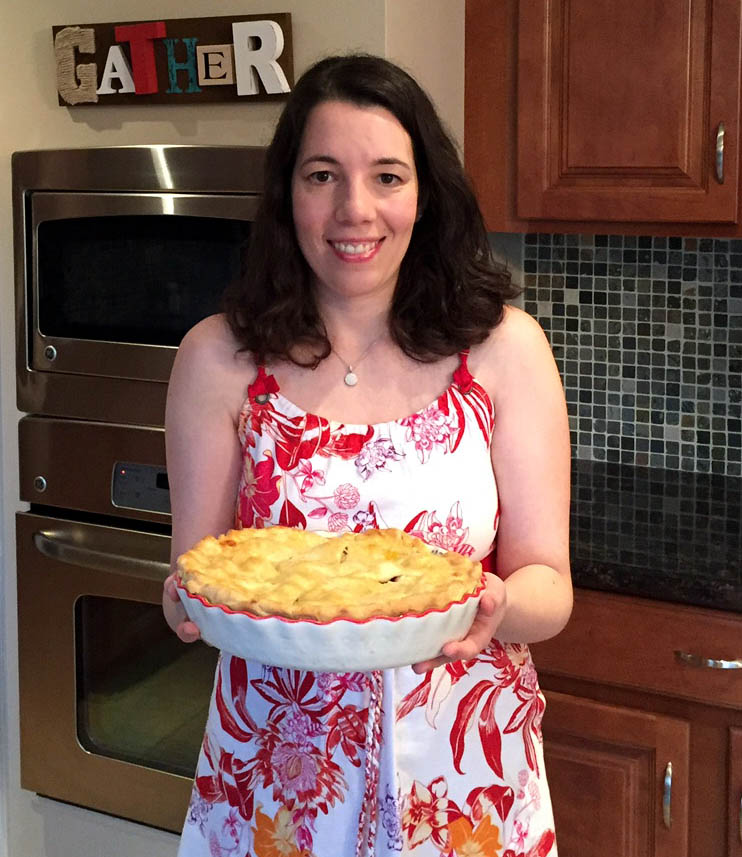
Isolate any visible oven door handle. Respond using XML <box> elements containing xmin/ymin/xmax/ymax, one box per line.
<box><xmin>33</xmin><ymin>529</ymin><xmax>170</xmax><ymax>582</ymax></box>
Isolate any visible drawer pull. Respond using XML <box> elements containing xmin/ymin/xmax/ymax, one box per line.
<box><xmin>716</xmin><ymin>122</ymin><xmax>725</xmax><ymax>183</ymax></box>
<box><xmin>674</xmin><ymin>650</ymin><xmax>742</xmax><ymax>670</ymax></box>
<box><xmin>662</xmin><ymin>762</ymin><xmax>672</xmax><ymax>828</ymax></box>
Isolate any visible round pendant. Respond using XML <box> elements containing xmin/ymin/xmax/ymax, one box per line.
<box><xmin>344</xmin><ymin>371</ymin><xmax>358</xmax><ymax>387</ymax></box>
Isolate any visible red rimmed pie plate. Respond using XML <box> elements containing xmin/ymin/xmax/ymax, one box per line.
<box><xmin>176</xmin><ymin>576</ymin><xmax>484</xmax><ymax>672</ymax></box>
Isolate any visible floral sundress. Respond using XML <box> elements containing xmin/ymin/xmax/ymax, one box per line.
<box><xmin>177</xmin><ymin>352</ymin><xmax>557</xmax><ymax>857</ymax></box>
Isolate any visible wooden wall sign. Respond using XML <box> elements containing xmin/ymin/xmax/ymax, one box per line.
<box><xmin>53</xmin><ymin>13</ymin><xmax>293</xmax><ymax>106</ymax></box>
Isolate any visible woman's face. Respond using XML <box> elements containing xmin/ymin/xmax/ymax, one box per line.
<box><xmin>291</xmin><ymin>100</ymin><xmax>419</xmax><ymax>304</ymax></box>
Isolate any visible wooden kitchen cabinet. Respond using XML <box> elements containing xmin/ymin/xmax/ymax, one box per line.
<box><xmin>531</xmin><ymin>589</ymin><xmax>742</xmax><ymax>856</ymax></box>
<box><xmin>542</xmin><ymin>691</ymin><xmax>689</xmax><ymax>856</ymax></box>
<box><xmin>465</xmin><ymin>0</ymin><xmax>742</xmax><ymax>235</ymax></box>
<box><xmin>730</xmin><ymin>728</ymin><xmax>742</xmax><ymax>856</ymax></box>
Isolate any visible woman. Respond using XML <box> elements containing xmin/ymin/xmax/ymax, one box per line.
<box><xmin>164</xmin><ymin>54</ymin><xmax>572</xmax><ymax>857</ymax></box>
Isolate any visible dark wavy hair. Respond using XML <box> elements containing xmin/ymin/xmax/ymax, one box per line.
<box><xmin>223</xmin><ymin>53</ymin><xmax>519</xmax><ymax>365</ymax></box>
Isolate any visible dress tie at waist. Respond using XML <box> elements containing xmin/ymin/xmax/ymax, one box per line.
<box><xmin>355</xmin><ymin>670</ymin><xmax>384</xmax><ymax>856</ymax></box>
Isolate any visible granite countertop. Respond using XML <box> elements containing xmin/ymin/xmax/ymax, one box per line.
<box><xmin>570</xmin><ymin>460</ymin><xmax>742</xmax><ymax>613</ymax></box>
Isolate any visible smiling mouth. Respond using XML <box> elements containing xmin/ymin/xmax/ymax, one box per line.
<box><xmin>328</xmin><ymin>239</ymin><xmax>383</xmax><ymax>258</ymax></box>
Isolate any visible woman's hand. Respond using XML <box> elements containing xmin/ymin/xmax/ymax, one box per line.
<box><xmin>411</xmin><ymin>572</ymin><xmax>506</xmax><ymax>674</ymax></box>
<box><xmin>163</xmin><ymin>572</ymin><xmax>202</xmax><ymax>643</ymax></box>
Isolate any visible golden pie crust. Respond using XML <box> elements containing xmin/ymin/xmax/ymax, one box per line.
<box><xmin>176</xmin><ymin>526</ymin><xmax>483</xmax><ymax>622</ymax></box>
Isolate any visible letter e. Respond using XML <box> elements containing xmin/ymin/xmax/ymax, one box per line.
<box><xmin>197</xmin><ymin>45</ymin><xmax>234</xmax><ymax>86</ymax></box>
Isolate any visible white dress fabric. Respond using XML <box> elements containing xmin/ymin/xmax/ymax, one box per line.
<box><xmin>177</xmin><ymin>353</ymin><xmax>558</xmax><ymax>857</ymax></box>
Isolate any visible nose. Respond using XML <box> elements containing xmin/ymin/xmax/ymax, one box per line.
<box><xmin>335</xmin><ymin>177</ymin><xmax>374</xmax><ymax>224</ymax></box>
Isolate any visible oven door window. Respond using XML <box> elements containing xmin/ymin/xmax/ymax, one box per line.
<box><xmin>37</xmin><ymin>215</ymin><xmax>249</xmax><ymax>346</ymax></box>
<box><xmin>75</xmin><ymin>595</ymin><xmax>217</xmax><ymax>777</ymax></box>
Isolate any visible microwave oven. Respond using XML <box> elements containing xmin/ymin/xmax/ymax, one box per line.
<box><xmin>13</xmin><ymin>145</ymin><xmax>265</xmax><ymax>427</ymax></box>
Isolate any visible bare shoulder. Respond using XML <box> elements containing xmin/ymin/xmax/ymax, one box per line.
<box><xmin>177</xmin><ymin>313</ymin><xmax>245</xmax><ymax>367</ymax></box>
<box><xmin>472</xmin><ymin>305</ymin><xmax>558</xmax><ymax>393</ymax></box>
<box><xmin>490</xmin><ymin>304</ymin><xmax>551</xmax><ymax>355</ymax></box>
<box><xmin>169</xmin><ymin>314</ymin><xmax>255</xmax><ymax>415</ymax></box>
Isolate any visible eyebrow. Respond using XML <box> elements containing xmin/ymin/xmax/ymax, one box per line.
<box><xmin>297</xmin><ymin>155</ymin><xmax>413</xmax><ymax>170</ymax></box>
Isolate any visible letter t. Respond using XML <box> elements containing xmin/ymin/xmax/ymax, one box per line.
<box><xmin>114</xmin><ymin>21</ymin><xmax>167</xmax><ymax>95</ymax></box>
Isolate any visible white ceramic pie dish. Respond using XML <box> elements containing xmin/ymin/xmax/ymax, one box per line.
<box><xmin>176</xmin><ymin>533</ymin><xmax>485</xmax><ymax>672</ymax></box>
<box><xmin>176</xmin><ymin>578</ymin><xmax>484</xmax><ymax>672</ymax></box>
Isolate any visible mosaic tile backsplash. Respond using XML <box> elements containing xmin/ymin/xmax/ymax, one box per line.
<box><xmin>520</xmin><ymin>234</ymin><xmax>742</xmax><ymax>477</ymax></box>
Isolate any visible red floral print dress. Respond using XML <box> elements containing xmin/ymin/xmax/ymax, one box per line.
<box><xmin>177</xmin><ymin>353</ymin><xmax>557</xmax><ymax>857</ymax></box>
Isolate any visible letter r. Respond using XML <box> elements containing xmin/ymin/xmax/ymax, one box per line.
<box><xmin>232</xmin><ymin>20</ymin><xmax>291</xmax><ymax>95</ymax></box>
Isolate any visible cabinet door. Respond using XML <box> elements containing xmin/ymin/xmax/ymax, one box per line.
<box><xmin>517</xmin><ymin>0</ymin><xmax>742</xmax><ymax>223</ymax></box>
<box><xmin>542</xmin><ymin>691</ymin><xmax>689</xmax><ymax>857</ymax></box>
<box><xmin>730</xmin><ymin>728</ymin><xmax>742</xmax><ymax>857</ymax></box>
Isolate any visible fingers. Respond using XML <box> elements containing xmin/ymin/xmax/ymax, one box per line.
<box><xmin>411</xmin><ymin>589</ymin><xmax>502</xmax><ymax>674</ymax></box>
<box><xmin>162</xmin><ymin>573</ymin><xmax>201</xmax><ymax>642</ymax></box>
<box><xmin>412</xmin><ymin>657</ymin><xmax>445</xmax><ymax>674</ymax></box>
<box><xmin>412</xmin><ymin>635</ymin><xmax>479</xmax><ymax>674</ymax></box>
<box><xmin>440</xmin><ymin>637</ymin><xmax>481</xmax><ymax>662</ymax></box>
<box><xmin>177</xmin><ymin>621</ymin><xmax>201</xmax><ymax>644</ymax></box>
<box><xmin>477</xmin><ymin>592</ymin><xmax>497</xmax><ymax>617</ymax></box>
<box><xmin>164</xmin><ymin>572</ymin><xmax>181</xmax><ymax>602</ymax></box>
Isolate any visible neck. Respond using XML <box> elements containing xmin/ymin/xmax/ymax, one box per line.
<box><xmin>320</xmin><ymin>310</ymin><xmax>390</xmax><ymax>358</ymax></box>
<box><xmin>314</xmin><ymin>282</ymin><xmax>392</xmax><ymax>351</ymax></box>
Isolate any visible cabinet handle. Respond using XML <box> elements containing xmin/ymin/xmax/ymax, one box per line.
<box><xmin>739</xmin><ymin>793</ymin><xmax>742</xmax><ymax>843</ymax></box>
<box><xmin>662</xmin><ymin>762</ymin><xmax>672</xmax><ymax>828</ymax></box>
<box><xmin>716</xmin><ymin>122</ymin><xmax>725</xmax><ymax>183</ymax></box>
<box><xmin>674</xmin><ymin>650</ymin><xmax>742</xmax><ymax>670</ymax></box>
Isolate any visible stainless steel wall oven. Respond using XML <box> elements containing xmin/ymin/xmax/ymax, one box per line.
<box><xmin>12</xmin><ymin>146</ymin><xmax>265</xmax><ymax>831</ymax></box>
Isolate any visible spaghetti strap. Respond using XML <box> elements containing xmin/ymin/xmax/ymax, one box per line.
<box><xmin>453</xmin><ymin>349</ymin><xmax>474</xmax><ymax>393</ymax></box>
<box><xmin>246</xmin><ymin>365</ymin><xmax>280</xmax><ymax>404</ymax></box>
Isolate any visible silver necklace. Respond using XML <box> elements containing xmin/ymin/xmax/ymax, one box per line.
<box><xmin>331</xmin><ymin>335</ymin><xmax>384</xmax><ymax>387</ymax></box>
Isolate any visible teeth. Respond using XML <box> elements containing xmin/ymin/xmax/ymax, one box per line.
<box><xmin>332</xmin><ymin>241</ymin><xmax>377</xmax><ymax>255</ymax></box>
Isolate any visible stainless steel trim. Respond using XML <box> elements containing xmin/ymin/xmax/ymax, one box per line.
<box><xmin>13</xmin><ymin>145</ymin><xmax>265</xmax><ymax>425</ymax></box>
<box><xmin>662</xmin><ymin>761</ymin><xmax>672</xmax><ymax>828</ymax></box>
<box><xmin>28</xmin><ymin>191</ymin><xmax>259</xmax><ymax>384</ymax></box>
<box><xmin>716</xmin><ymin>122</ymin><xmax>725</xmax><ymax>183</ymax></box>
<box><xmin>11</xmin><ymin>145</ymin><xmax>266</xmax><ymax>194</ymax></box>
<box><xmin>31</xmin><ymin>190</ymin><xmax>259</xmax><ymax>222</ymax></box>
<box><xmin>19</xmin><ymin>415</ymin><xmax>168</xmax><ymax>523</ymax></box>
<box><xmin>674</xmin><ymin>649</ymin><xmax>742</xmax><ymax>670</ymax></box>
<box><xmin>18</xmin><ymin>370</ymin><xmax>169</xmax><ymax>426</ymax></box>
<box><xmin>33</xmin><ymin>528</ymin><xmax>169</xmax><ymax>583</ymax></box>
<box><xmin>16</xmin><ymin>511</ymin><xmax>190</xmax><ymax>832</ymax></box>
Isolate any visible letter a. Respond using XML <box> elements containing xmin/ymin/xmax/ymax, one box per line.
<box><xmin>97</xmin><ymin>45</ymin><xmax>136</xmax><ymax>94</ymax></box>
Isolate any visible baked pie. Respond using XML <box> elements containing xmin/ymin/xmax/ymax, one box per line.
<box><xmin>176</xmin><ymin>526</ymin><xmax>483</xmax><ymax>622</ymax></box>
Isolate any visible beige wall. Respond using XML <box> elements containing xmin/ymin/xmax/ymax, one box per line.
<box><xmin>0</xmin><ymin>2</ymin><xmax>463</xmax><ymax>855</ymax></box>
<box><xmin>385</xmin><ymin>0</ymin><xmax>465</xmax><ymax>156</ymax></box>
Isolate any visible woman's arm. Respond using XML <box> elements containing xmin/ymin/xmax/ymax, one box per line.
<box><xmin>414</xmin><ymin>307</ymin><xmax>572</xmax><ymax>671</ymax></box>
<box><xmin>484</xmin><ymin>306</ymin><xmax>572</xmax><ymax>643</ymax></box>
<box><xmin>162</xmin><ymin>314</ymin><xmax>249</xmax><ymax>642</ymax></box>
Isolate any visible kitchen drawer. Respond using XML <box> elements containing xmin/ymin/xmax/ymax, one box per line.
<box><xmin>531</xmin><ymin>589</ymin><xmax>742</xmax><ymax>710</ymax></box>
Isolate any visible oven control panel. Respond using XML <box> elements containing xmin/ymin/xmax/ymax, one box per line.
<box><xmin>112</xmin><ymin>461</ymin><xmax>171</xmax><ymax>514</ymax></box>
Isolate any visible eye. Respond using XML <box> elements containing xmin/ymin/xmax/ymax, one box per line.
<box><xmin>308</xmin><ymin>170</ymin><xmax>333</xmax><ymax>184</ymax></box>
<box><xmin>378</xmin><ymin>173</ymin><xmax>401</xmax><ymax>186</ymax></box>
